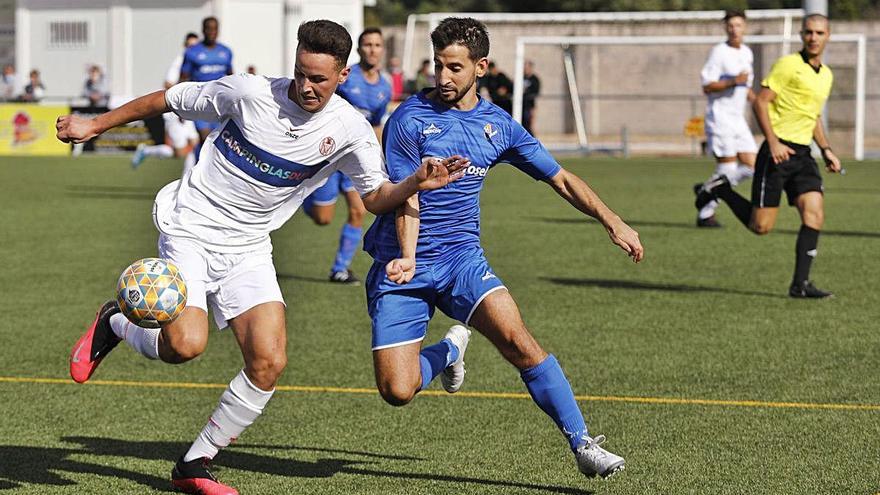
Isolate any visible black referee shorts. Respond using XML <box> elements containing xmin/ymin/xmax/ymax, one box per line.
<box><xmin>752</xmin><ymin>139</ymin><xmax>824</xmax><ymax>208</ymax></box>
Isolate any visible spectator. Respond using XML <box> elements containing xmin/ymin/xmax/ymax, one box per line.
<box><xmin>388</xmin><ymin>56</ymin><xmax>405</xmax><ymax>101</ymax></box>
<box><xmin>1</xmin><ymin>64</ymin><xmax>18</xmax><ymax>101</ymax></box>
<box><xmin>414</xmin><ymin>58</ymin><xmax>434</xmax><ymax>91</ymax></box>
<box><xmin>246</xmin><ymin>65</ymin><xmax>257</xmax><ymax>75</ymax></box>
<box><xmin>82</xmin><ymin>65</ymin><xmax>110</xmax><ymax>107</ymax></box>
<box><xmin>522</xmin><ymin>60</ymin><xmax>541</xmax><ymax>135</ymax></box>
<box><xmin>484</xmin><ymin>61</ymin><xmax>513</xmax><ymax>114</ymax></box>
<box><xmin>20</xmin><ymin>69</ymin><xmax>45</xmax><ymax>102</ymax></box>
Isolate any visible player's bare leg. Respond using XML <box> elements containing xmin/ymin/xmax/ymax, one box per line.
<box><xmin>790</xmin><ymin>191</ymin><xmax>832</xmax><ymax>298</ymax></box>
<box><xmin>373</xmin><ymin>342</ymin><xmax>423</xmax><ymax>406</ymax></box>
<box><xmin>173</xmin><ymin>302</ymin><xmax>286</xmax><ymax>495</ymax></box>
<box><xmin>373</xmin><ymin>321</ymin><xmax>471</xmax><ymax>405</ymax></box>
<box><xmin>469</xmin><ymin>289</ymin><xmax>625</xmax><ymax>479</ymax></box>
<box><xmin>749</xmin><ymin>206</ymin><xmax>780</xmax><ymax>235</ymax></box>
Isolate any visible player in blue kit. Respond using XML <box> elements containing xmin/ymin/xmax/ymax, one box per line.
<box><xmin>180</xmin><ymin>16</ymin><xmax>234</xmax><ymax>142</ymax></box>
<box><xmin>303</xmin><ymin>28</ymin><xmax>393</xmax><ymax>284</ymax></box>
<box><xmin>364</xmin><ymin>17</ymin><xmax>644</xmax><ymax>480</ymax></box>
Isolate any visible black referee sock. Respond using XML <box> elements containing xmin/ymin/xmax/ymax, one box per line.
<box><xmin>794</xmin><ymin>225</ymin><xmax>820</xmax><ymax>284</ymax></box>
<box><xmin>714</xmin><ymin>183</ymin><xmax>753</xmax><ymax>227</ymax></box>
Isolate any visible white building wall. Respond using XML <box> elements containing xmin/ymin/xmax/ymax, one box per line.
<box><xmin>15</xmin><ymin>0</ymin><xmax>363</xmax><ymax>101</ymax></box>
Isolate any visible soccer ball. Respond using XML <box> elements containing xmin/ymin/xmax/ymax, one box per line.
<box><xmin>116</xmin><ymin>258</ymin><xmax>187</xmax><ymax>328</ymax></box>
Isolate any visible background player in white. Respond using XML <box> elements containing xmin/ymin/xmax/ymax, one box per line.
<box><xmin>57</xmin><ymin>19</ymin><xmax>465</xmax><ymax>495</ymax></box>
<box><xmin>132</xmin><ymin>32</ymin><xmax>201</xmax><ymax>173</ymax></box>
<box><xmin>693</xmin><ymin>10</ymin><xmax>757</xmax><ymax>228</ymax></box>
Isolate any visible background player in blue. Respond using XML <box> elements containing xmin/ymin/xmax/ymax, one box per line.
<box><xmin>364</xmin><ymin>17</ymin><xmax>644</xmax><ymax>480</ymax></box>
<box><xmin>302</xmin><ymin>28</ymin><xmax>392</xmax><ymax>284</ymax></box>
<box><xmin>179</xmin><ymin>16</ymin><xmax>234</xmax><ymax>143</ymax></box>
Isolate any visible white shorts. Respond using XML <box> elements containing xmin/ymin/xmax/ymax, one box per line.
<box><xmin>164</xmin><ymin>113</ymin><xmax>199</xmax><ymax>150</ymax></box>
<box><xmin>706</xmin><ymin>121</ymin><xmax>758</xmax><ymax>158</ymax></box>
<box><xmin>157</xmin><ymin>234</ymin><xmax>285</xmax><ymax>329</ymax></box>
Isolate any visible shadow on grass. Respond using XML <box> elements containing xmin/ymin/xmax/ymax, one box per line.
<box><xmin>276</xmin><ymin>273</ymin><xmax>338</xmax><ymax>284</ymax></box>
<box><xmin>542</xmin><ymin>277</ymin><xmax>786</xmax><ymax>299</ymax></box>
<box><xmin>0</xmin><ymin>437</ymin><xmax>592</xmax><ymax>494</ymax></box>
<box><xmin>533</xmin><ymin>217</ymin><xmax>880</xmax><ymax>239</ymax></box>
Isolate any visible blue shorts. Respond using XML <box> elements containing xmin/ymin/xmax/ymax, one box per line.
<box><xmin>366</xmin><ymin>247</ymin><xmax>506</xmax><ymax>350</ymax></box>
<box><xmin>305</xmin><ymin>171</ymin><xmax>355</xmax><ymax>207</ymax></box>
<box><xmin>194</xmin><ymin>120</ymin><xmax>220</xmax><ymax>133</ymax></box>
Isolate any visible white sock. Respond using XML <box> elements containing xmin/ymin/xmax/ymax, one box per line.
<box><xmin>182</xmin><ymin>151</ymin><xmax>196</xmax><ymax>176</ymax></box>
<box><xmin>143</xmin><ymin>144</ymin><xmax>174</xmax><ymax>158</ymax></box>
<box><xmin>733</xmin><ymin>163</ymin><xmax>754</xmax><ymax>185</ymax></box>
<box><xmin>110</xmin><ymin>313</ymin><xmax>160</xmax><ymax>360</ymax></box>
<box><xmin>184</xmin><ymin>369</ymin><xmax>275</xmax><ymax>462</ymax></box>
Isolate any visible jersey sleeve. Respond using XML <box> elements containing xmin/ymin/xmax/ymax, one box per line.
<box><xmin>498</xmin><ymin>120</ymin><xmax>561</xmax><ymax>181</ymax></box>
<box><xmin>179</xmin><ymin>48</ymin><xmax>195</xmax><ymax>78</ymax></box>
<box><xmin>335</xmin><ymin>119</ymin><xmax>389</xmax><ymax>196</ymax></box>
<box><xmin>700</xmin><ymin>46</ymin><xmax>723</xmax><ymax>86</ymax></box>
<box><xmin>762</xmin><ymin>56</ymin><xmax>794</xmax><ymax>93</ymax></box>
<box><xmin>165</xmin><ymin>74</ymin><xmax>252</xmax><ymax>122</ymax></box>
<box><xmin>381</xmin><ymin>112</ymin><xmax>422</xmax><ymax>183</ymax></box>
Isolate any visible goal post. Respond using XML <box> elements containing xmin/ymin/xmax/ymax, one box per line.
<box><xmin>512</xmin><ymin>34</ymin><xmax>867</xmax><ymax>160</ymax></box>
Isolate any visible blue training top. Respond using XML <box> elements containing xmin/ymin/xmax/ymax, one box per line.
<box><xmin>364</xmin><ymin>90</ymin><xmax>561</xmax><ymax>264</ymax></box>
<box><xmin>336</xmin><ymin>64</ymin><xmax>392</xmax><ymax>126</ymax></box>
<box><xmin>180</xmin><ymin>42</ymin><xmax>234</xmax><ymax>82</ymax></box>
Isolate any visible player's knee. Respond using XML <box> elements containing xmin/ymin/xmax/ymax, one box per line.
<box><xmin>160</xmin><ymin>331</ymin><xmax>207</xmax><ymax>363</ymax></box>
<box><xmin>311</xmin><ymin>211</ymin><xmax>333</xmax><ymax>226</ymax></box>
<box><xmin>246</xmin><ymin>354</ymin><xmax>287</xmax><ymax>390</ymax></box>
<box><xmin>802</xmin><ymin>211</ymin><xmax>824</xmax><ymax>230</ymax></box>
<box><xmin>750</xmin><ymin>221</ymin><xmax>773</xmax><ymax>236</ymax></box>
<box><xmin>377</xmin><ymin>380</ymin><xmax>418</xmax><ymax>406</ymax></box>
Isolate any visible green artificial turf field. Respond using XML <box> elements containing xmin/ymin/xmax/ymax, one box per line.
<box><xmin>0</xmin><ymin>155</ymin><xmax>877</xmax><ymax>494</ymax></box>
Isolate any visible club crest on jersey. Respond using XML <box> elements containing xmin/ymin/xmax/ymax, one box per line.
<box><xmin>484</xmin><ymin>123</ymin><xmax>498</xmax><ymax>140</ymax></box>
<box><xmin>319</xmin><ymin>136</ymin><xmax>336</xmax><ymax>156</ymax></box>
<box><xmin>423</xmin><ymin>123</ymin><xmax>442</xmax><ymax>135</ymax></box>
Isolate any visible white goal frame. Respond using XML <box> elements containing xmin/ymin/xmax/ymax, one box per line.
<box><xmin>512</xmin><ymin>34</ymin><xmax>867</xmax><ymax>160</ymax></box>
<box><xmin>403</xmin><ymin>9</ymin><xmax>805</xmax><ymax>80</ymax></box>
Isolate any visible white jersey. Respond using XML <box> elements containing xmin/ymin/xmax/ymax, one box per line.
<box><xmin>166</xmin><ymin>53</ymin><xmax>185</xmax><ymax>86</ymax></box>
<box><xmin>701</xmin><ymin>42</ymin><xmax>753</xmax><ymax>132</ymax></box>
<box><xmin>156</xmin><ymin>73</ymin><xmax>388</xmax><ymax>253</ymax></box>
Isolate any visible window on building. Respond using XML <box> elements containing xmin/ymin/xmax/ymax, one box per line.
<box><xmin>48</xmin><ymin>21</ymin><xmax>89</xmax><ymax>49</ymax></box>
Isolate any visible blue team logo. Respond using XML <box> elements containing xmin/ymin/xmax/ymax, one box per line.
<box><xmin>214</xmin><ymin>120</ymin><xmax>329</xmax><ymax>187</ymax></box>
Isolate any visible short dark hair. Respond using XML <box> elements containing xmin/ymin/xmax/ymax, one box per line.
<box><xmin>297</xmin><ymin>20</ymin><xmax>352</xmax><ymax>70</ymax></box>
<box><xmin>431</xmin><ymin>17</ymin><xmax>489</xmax><ymax>61</ymax></box>
<box><xmin>723</xmin><ymin>10</ymin><xmax>746</xmax><ymax>22</ymax></box>
<box><xmin>358</xmin><ymin>27</ymin><xmax>382</xmax><ymax>48</ymax></box>
<box><xmin>202</xmin><ymin>16</ymin><xmax>218</xmax><ymax>29</ymax></box>
<box><xmin>185</xmin><ymin>32</ymin><xmax>198</xmax><ymax>41</ymax></box>
<box><xmin>802</xmin><ymin>13</ymin><xmax>830</xmax><ymax>30</ymax></box>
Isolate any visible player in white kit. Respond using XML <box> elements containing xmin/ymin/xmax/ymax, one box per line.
<box><xmin>57</xmin><ymin>20</ymin><xmax>465</xmax><ymax>495</ymax></box>
<box><xmin>693</xmin><ymin>10</ymin><xmax>757</xmax><ymax>228</ymax></box>
<box><xmin>132</xmin><ymin>32</ymin><xmax>201</xmax><ymax>175</ymax></box>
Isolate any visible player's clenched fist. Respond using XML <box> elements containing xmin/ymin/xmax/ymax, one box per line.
<box><xmin>386</xmin><ymin>257</ymin><xmax>416</xmax><ymax>284</ymax></box>
<box><xmin>56</xmin><ymin>114</ymin><xmax>100</xmax><ymax>144</ymax></box>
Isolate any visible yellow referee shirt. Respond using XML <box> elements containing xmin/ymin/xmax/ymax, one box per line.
<box><xmin>761</xmin><ymin>51</ymin><xmax>833</xmax><ymax>146</ymax></box>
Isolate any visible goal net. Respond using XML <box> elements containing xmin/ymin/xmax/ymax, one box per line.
<box><xmin>511</xmin><ymin>34</ymin><xmax>867</xmax><ymax>159</ymax></box>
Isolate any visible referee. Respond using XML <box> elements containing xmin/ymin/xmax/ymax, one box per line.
<box><xmin>696</xmin><ymin>14</ymin><xmax>842</xmax><ymax>298</ymax></box>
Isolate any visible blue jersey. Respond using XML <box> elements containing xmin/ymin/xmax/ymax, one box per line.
<box><xmin>364</xmin><ymin>90</ymin><xmax>561</xmax><ymax>264</ymax></box>
<box><xmin>180</xmin><ymin>42</ymin><xmax>233</xmax><ymax>82</ymax></box>
<box><xmin>336</xmin><ymin>64</ymin><xmax>392</xmax><ymax>126</ymax></box>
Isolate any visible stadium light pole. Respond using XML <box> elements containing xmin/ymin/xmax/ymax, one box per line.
<box><xmin>804</xmin><ymin>0</ymin><xmax>828</xmax><ymax>15</ymax></box>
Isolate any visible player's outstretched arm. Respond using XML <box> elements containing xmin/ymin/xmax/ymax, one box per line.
<box><xmin>361</xmin><ymin>155</ymin><xmax>469</xmax><ymax>215</ymax></box>
<box><xmin>547</xmin><ymin>168</ymin><xmax>644</xmax><ymax>263</ymax></box>
<box><xmin>386</xmin><ymin>194</ymin><xmax>420</xmax><ymax>285</ymax></box>
<box><xmin>56</xmin><ymin>90</ymin><xmax>169</xmax><ymax>144</ymax></box>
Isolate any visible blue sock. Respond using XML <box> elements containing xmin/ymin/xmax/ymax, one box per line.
<box><xmin>418</xmin><ymin>339</ymin><xmax>459</xmax><ymax>390</ymax></box>
<box><xmin>331</xmin><ymin>223</ymin><xmax>362</xmax><ymax>273</ymax></box>
<box><xmin>521</xmin><ymin>354</ymin><xmax>588</xmax><ymax>451</ymax></box>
